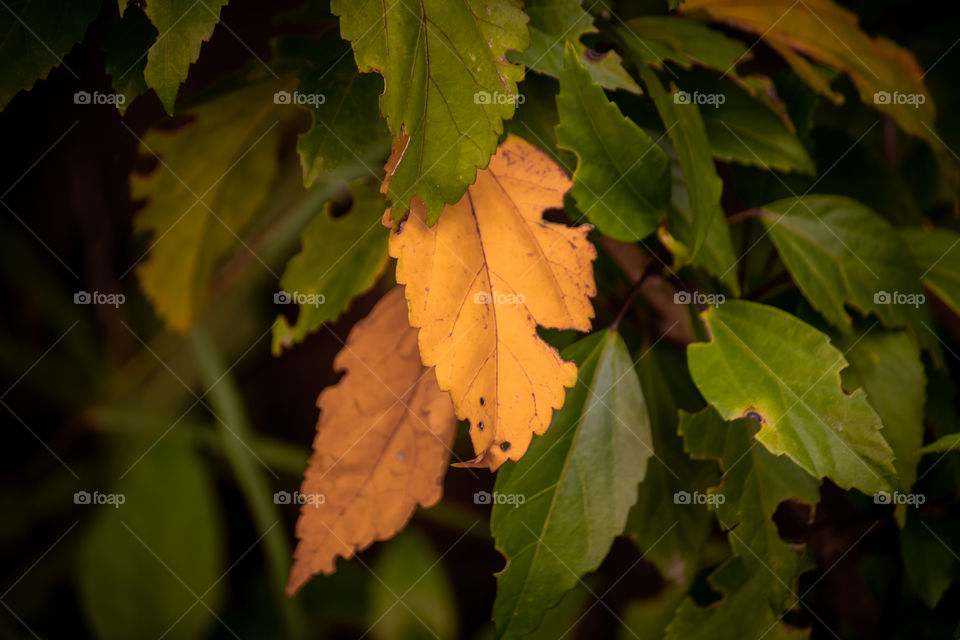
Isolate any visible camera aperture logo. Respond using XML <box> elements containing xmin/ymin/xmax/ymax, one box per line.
<box><xmin>274</xmin><ymin>490</ymin><xmax>326</xmax><ymax>506</ymax></box>
<box><xmin>874</xmin><ymin>290</ymin><xmax>925</xmax><ymax>308</ymax></box>
<box><xmin>473</xmin><ymin>291</ymin><xmax>525</xmax><ymax>307</ymax></box>
<box><xmin>873</xmin><ymin>91</ymin><xmax>926</xmax><ymax>107</ymax></box>
<box><xmin>74</xmin><ymin>490</ymin><xmax>126</xmax><ymax>508</ymax></box>
<box><xmin>474</xmin><ymin>491</ymin><xmax>526</xmax><ymax>507</ymax></box>
<box><xmin>74</xmin><ymin>90</ymin><xmax>125</xmax><ymax>106</ymax></box>
<box><xmin>673</xmin><ymin>490</ymin><xmax>725</xmax><ymax>506</ymax></box>
<box><xmin>74</xmin><ymin>290</ymin><xmax>125</xmax><ymax>308</ymax></box>
<box><xmin>674</xmin><ymin>291</ymin><xmax>724</xmax><ymax>307</ymax></box>
<box><xmin>474</xmin><ymin>90</ymin><xmax>525</xmax><ymax>106</ymax></box>
<box><xmin>275</xmin><ymin>291</ymin><xmax>326</xmax><ymax>307</ymax></box>
<box><xmin>274</xmin><ymin>90</ymin><xmax>325</xmax><ymax>106</ymax></box>
<box><xmin>673</xmin><ymin>90</ymin><xmax>725</xmax><ymax>108</ymax></box>
<box><xmin>874</xmin><ymin>491</ymin><xmax>925</xmax><ymax>506</ymax></box>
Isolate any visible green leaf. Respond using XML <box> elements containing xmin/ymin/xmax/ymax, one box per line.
<box><xmin>133</xmin><ymin>78</ymin><xmax>284</xmax><ymax>332</ymax></box>
<box><xmin>619</xmin><ymin>16</ymin><xmax>750</xmax><ymax>76</ymax></box>
<box><xmin>272</xmin><ymin>181</ymin><xmax>389</xmax><ymax>354</ymax></box>
<box><xmin>698</xmin><ymin>77</ymin><xmax>814</xmax><ymax>175</ymax></box>
<box><xmin>679</xmin><ymin>407</ymin><xmax>818</xmax><ymax>606</ymax></box>
<box><xmin>627</xmin><ymin>345</ymin><xmax>718</xmax><ymax>588</ymax></box>
<box><xmin>492</xmin><ymin>330</ymin><xmax>653</xmax><ymax>638</ymax></box>
<box><xmin>900</xmin><ymin>513</ymin><xmax>957</xmax><ymax>609</ymax></box>
<box><xmin>514</xmin><ymin>0</ymin><xmax>640</xmax><ymax>94</ymax></box>
<box><xmin>103</xmin><ymin>6</ymin><xmax>159</xmax><ymax>114</ymax></box>
<box><xmin>76</xmin><ymin>442</ymin><xmax>225</xmax><ymax>640</ymax></box>
<box><xmin>919</xmin><ymin>432</ymin><xmax>960</xmax><ymax>455</ymax></box>
<box><xmin>332</xmin><ymin>0</ymin><xmax>529</xmax><ymax>224</ymax></box>
<box><xmin>759</xmin><ymin>196</ymin><xmax>939</xmax><ymax>359</ymax></box>
<box><xmin>657</xmin><ymin>140</ymin><xmax>739</xmax><ymax>295</ymax></box>
<box><xmin>839</xmin><ymin>329</ymin><xmax>925</xmax><ymax>491</ymax></box>
<box><xmin>901</xmin><ymin>226</ymin><xmax>960</xmax><ymax>317</ymax></box>
<box><xmin>687</xmin><ymin>300</ymin><xmax>896</xmax><ymax>495</ymax></box>
<box><xmin>665</xmin><ymin>557</ymin><xmax>809</xmax><ymax>640</ymax></box>
<box><xmin>555</xmin><ymin>43</ymin><xmax>670</xmax><ymax>242</ymax></box>
<box><xmin>0</xmin><ymin>0</ymin><xmax>101</xmax><ymax>110</ymax></box>
<box><xmin>144</xmin><ymin>0</ymin><xmax>230</xmax><ymax>114</ymax></box>
<box><xmin>367</xmin><ymin>530</ymin><xmax>457</xmax><ymax>640</ymax></box>
<box><xmin>279</xmin><ymin>32</ymin><xmax>389</xmax><ymax>186</ymax></box>
<box><xmin>630</xmin><ymin>62</ymin><xmax>722</xmax><ymax>258</ymax></box>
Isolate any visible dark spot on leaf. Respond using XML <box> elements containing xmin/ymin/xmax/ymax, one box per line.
<box><xmin>479</xmin><ymin>397</ymin><xmax>485</xmax><ymax>406</ymax></box>
<box><xmin>742</xmin><ymin>407</ymin><xmax>765</xmax><ymax>424</ymax></box>
<box><xmin>477</xmin><ymin>421</ymin><xmax>484</xmax><ymax>431</ymax></box>
<box><xmin>583</xmin><ymin>48</ymin><xmax>607</xmax><ymax>63</ymax></box>
<box><xmin>500</xmin><ymin>441</ymin><xmax>511</xmax><ymax>452</ymax></box>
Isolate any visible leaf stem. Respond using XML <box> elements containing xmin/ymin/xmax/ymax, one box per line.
<box><xmin>190</xmin><ymin>327</ymin><xmax>308</xmax><ymax>640</ymax></box>
<box><xmin>726</xmin><ymin>208</ymin><xmax>764</xmax><ymax>224</ymax></box>
<box><xmin>610</xmin><ymin>259</ymin><xmax>658</xmax><ymax>333</ymax></box>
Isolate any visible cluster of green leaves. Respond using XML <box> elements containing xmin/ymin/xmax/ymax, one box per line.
<box><xmin>6</xmin><ymin>0</ymin><xmax>960</xmax><ymax>638</ymax></box>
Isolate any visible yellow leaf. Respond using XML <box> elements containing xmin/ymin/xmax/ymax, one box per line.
<box><xmin>680</xmin><ymin>0</ymin><xmax>941</xmax><ymax>152</ymax></box>
<box><xmin>286</xmin><ymin>287</ymin><xmax>457</xmax><ymax>594</ymax></box>
<box><xmin>385</xmin><ymin>135</ymin><xmax>597</xmax><ymax>470</ymax></box>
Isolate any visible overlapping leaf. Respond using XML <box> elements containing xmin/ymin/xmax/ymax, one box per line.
<box><xmin>144</xmin><ymin>0</ymin><xmax>230</xmax><ymax>113</ymax></box>
<box><xmin>333</xmin><ymin>0</ymin><xmax>529</xmax><ymax>223</ymax></box>
<box><xmin>698</xmin><ymin>76</ymin><xmax>814</xmax><ymax>174</ymax></box>
<box><xmin>666</xmin><ymin>557</ymin><xmax>809</xmax><ymax>640</ymax></box>
<box><xmin>759</xmin><ymin>195</ymin><xmax>939</xmax><ymax>358</ymax></box>
<box><xmin>839</xmin><ymin>329</ymin><xmax>925</xmax><ymax>491</ymax></box>
<box><xmin>387</xmin><ymin>135</ymin><xmax>597</xmax><ymax>470</ymax></box>
<box><xmin>619</xmin><ymin>16</ymin><xmax>750</xmax><ymax>78</ymax></box>
<box><xmin>556</xmin><ymin>43</ymin><xmax>670</xmax><ymax>242</ymax></box>
<box><xmin>287</xmin><ymin>287</ymin><xmax>457</xmax><ymax>594</ymax></box>
<box><xmin>491</xmin><ymin>330</ymin><xmax>652</xmax><ymax>638</ymax></box>
<box><xmin>272</xmin><ymin>181</ymin><xmax>389</xmax><ymax>354</ymax></box>
<box><xmin>133</xmin><ymin>78</ymin><xmax>286</xmax><ymax>331</ymax></box>
<box><xmin>679</xmin><ymin>407</ymin><xmax>818</xmax><ymax>606</ymax></box>
<box><xmin>0</xmin><ymin>0</ymin><xmax>101</xmax><ymax>110</ymax></box>
<box><xmin>678</xmin><ymin>0</ymin><xmax>951</xmax><ymax>169</ymax></box>
<box><xmin>629</xmin><ymin>63</ymin><xmax>722</xmax><ymax>258</ymax></box>
<box><xmin>902</xmin><ymin>226</ymin><xmax>960</xmax><ymax>316</ymax></box>
<box><xmin>277</xmin><ymin>31</ymin><xmax>389</xmax><ymax>186</ymax></box>
<box><xmin>515</xmin><ymin>0</ymin><xmax>640</xmax><ymax>94</ymax></box>
<box><xmin>688</xmin><ymin>300</ymin><xmax>896</xmax><ymax>494</ymax></box>
<box><xmin>627</xmin><ymin>346</ymin><xmax>718</xmax><ymax>588</ymax></box>
<box><xmin>103</xmin><ymin>6</ymin><xmax>159</xmax><ymax>113</ymax></box>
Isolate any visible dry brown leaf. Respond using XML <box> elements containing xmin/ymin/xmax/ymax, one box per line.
<box><xmin>286</xmin><ymin>286</ymin><xmax>456</xmax><ymax>595</ymax></box>
<box><xmin>385</xmin><ymin>135</ymin><xmax>597</xmax><ymax>470</ymax></box>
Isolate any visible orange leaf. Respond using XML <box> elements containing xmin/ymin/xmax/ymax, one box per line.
<box><xmin>286</xmin><ymin>286</ymin><xmax>457</xmax><ymax>595</ymax></box>
<box><xmin>385</xmin><ymin>135</ymin><xmax>597</xmax><ymax>470</ymax></box>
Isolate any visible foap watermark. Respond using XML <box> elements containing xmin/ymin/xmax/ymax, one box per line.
<box><xmin>74</xmin><ymin>490</ymin><xmax>126</xmax><ymax>508</ymax></box>
<box><xmin>874</xmin><ymin>491</ymin><xmax>925</xmax><ymax>507</ymax></box>
<box><xmin>275</xmin><ymin>291</ymin><xmax>326</xmax><ymax>307</ymax></box>
<box><xmin>873</xmin><ymin>91</ymin><xmax>926</xmax><ymax>108</ymax></box>
<box><xmin>874</xmin><ymin>290</ymin><xmax>925</xmax><ymax>308</ymax></box>
<box><xmin>674</xmin><ymin>490</ymin><xmax>725</xmax><ymax>506</ymax></box>
<box><xmin>74</xmin><ymin>90</ymin><xmax>125</xmax><ymax>107</ymax></box>
<box><xmin>474</xmin><ymin>90</ymin><xmax>525</xmax><ymax>106</ymax></box>
<box><xmin>673</xmin><ymin>90</ymin><xmax>725</xmax><ymax>108</ymax></box>
<box><xmin>674</xmin><ymin>291</ymin><xmax>725</xmax><ymax>307</ymax></box>
<box><xmin>274</xmin><ymin>490</ymin><xmax>326</xmax><ymax>506</ymax></box>
<box><xmin>74</xmin><ymin>290</ymin><xmax>125</xmax><ymax>308</ymax></box>
<box><xmin>474</xmin><ymin>491</ymin><xmax>526</xmax><ymax>507</ymax></box>
<box><xmin>274</xmin><ymin>90</ymin><xmax>325</xmax><ymax>106</ymax></box>
<box><xmin>474</xmin><ymin>291</ymin><xmax>525</xmax><ymax>307</ymax></box>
